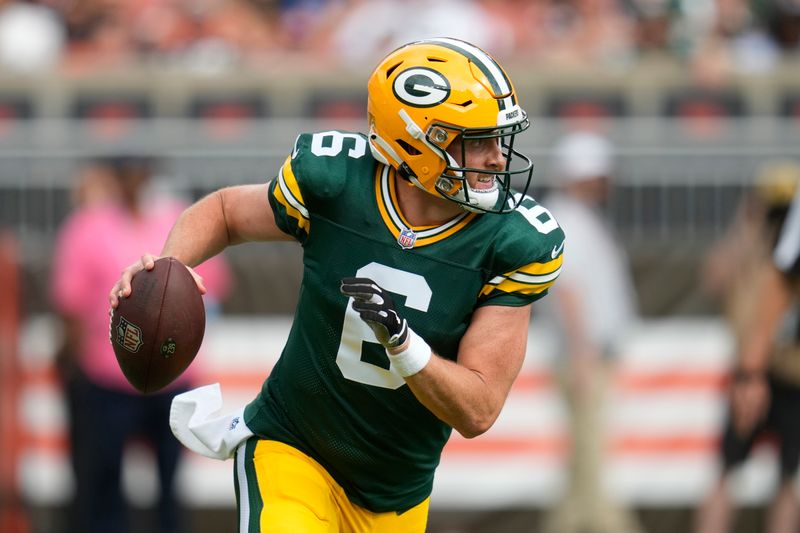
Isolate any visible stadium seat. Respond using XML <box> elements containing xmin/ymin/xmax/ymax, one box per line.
<box><xmin>188</xmin><ymin>94</ymin><xmax>267</xmax><ymax>140</ymax></box>
<box><xmin>71</xmin><ymin>94</ymin><xmax>152</xmax><ymax>143</ymax></box>
<box><xmin>306</xmin><ymin>91</ymin><xmax>367</xmax><ymax>120</ymax></box>
<box><xmin>545</xmin><ymin>92</ymin><xmax>627</xmax><ymax>119</ymax></box>
<box><xmin>0</xmin><ymin>95</ymin><xmax>32</xmax><ymax>142</ymax></box>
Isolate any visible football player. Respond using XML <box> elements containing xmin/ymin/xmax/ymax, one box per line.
<box><xmin>696</xmin><ymin>161</ymin><xmax>800</xmax><ymax>533</ymax></box>
<box><xmin>110</xmin><ymin>38</ymin><xmax>564</xmax><ymax>532</ymax></box>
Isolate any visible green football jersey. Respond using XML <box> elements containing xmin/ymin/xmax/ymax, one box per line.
<box><xmin>243</xmin><ymin>130</ymin><xmax>564</xmax><ymax>512</ymax></box>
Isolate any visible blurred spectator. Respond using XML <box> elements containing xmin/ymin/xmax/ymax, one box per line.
<box><xmin>181</xmin><ymin>0</ymin><xmax>278</xmax><ymax>73</ymax></box>
<box><xmin>625</xmin><ymin>0</ymin><xmax>676</xmax><ymax>54</ymax></box>
<box><xmin>0</xmin><ymin>0</ymin><xmax>794</xmax><ymax>73</ymax></box>
<box><xmin>714</xmin><ymin>0</ymin><xmax>781</xmax><ymax>73</ymax></box>
<box><xmin>59</xmin><ymin>0</ymin><xmax>137</xmax><ymax>73</ymax></box>
<box><xmin>473</xmin><ymin>0</ymin><xmax>553</xmax><ymax>59</ymax></box>
<box><xmin>0</xmin><ymin>0</ymin><xmax>64</xmax><ymax>73</ymax></box>
<box><xmin>684</xmin><ymin>0</ymin><xmax>781</xmax><ymax>85</ymax></box>
<box><xmin>322</xmin><ymin>0</ymin><xmax>511</xmax><ymax>68</ymax></box>
<box><xmin>540</xmin><ymin>132</ymin><xmax>642</xmax><ymax>533</ymax></box>
<box><xmin>695</xmin><ymin>159</ymin><xmax>800</xmax><ymax>533</ymax></box>
<box><xmin>59</xmin><ymin>0</ymin><xmax>280</xmax><ymax>73</ymax></box>
<box><xmin>275</xmin><ymin>0</ymin><xmax>335</xmax><ymax>51</ymax></box>
<box><xmin>69</xmin><ymin>158</ymin><xmax>120</xmax><ymax>207</ymax></box>
<box><xmin>753</xmin><ymin>0</ymin><xmax>800</xmax><ymax>51</ymax></box>
<box><xmin>51</xmin><ymin>156</ymin><xmax>231</xmax><ymax>533</ymax></box>
<box><xmin>531</xmin><ymin>0</ymin><xmax>636</xmax><ymax>70</ymax></box>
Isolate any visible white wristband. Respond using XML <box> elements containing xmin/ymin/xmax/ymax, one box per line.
<box><xmin>387</xmin><ymin>329</ymin><xmax>432</xmax><ymax>378</ymax></box>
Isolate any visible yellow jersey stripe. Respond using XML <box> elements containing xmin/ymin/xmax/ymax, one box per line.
<box><xmin>386</xmin><ymin>171</ymin><xmax>438</xmax><ymax>231</ymax></box>
<box><xmin>515</xmin><ymin>255</ymin><xmax>563</xmax><ymax>276</ymax></box>
<box><xmin>479</xmin><ymin>275</ymin><xmax>559</xmax><ymax>297</ymax></box>
<box><xmin>374</xmin><ymin>165</ymin><xmax>477</xmax><ymax>247</ymax></box>
<box><xmin>480</xmin><ymin>264</ymin><xmax>562</xmax><ymax>297</ymax></box>
<box><xmin>277</xmin><ymin>157</ymin><xmax>307</xmax><ymax>217</ymax></box>
<box><xmin>274</xmin><ymin>158</ymin><xmax>310</xmax><ymax>234</ymax></box>
<box><xmin>375</xmin><ymin>166</ymin><xmax>402</xmax><ymax>236</ymax></box>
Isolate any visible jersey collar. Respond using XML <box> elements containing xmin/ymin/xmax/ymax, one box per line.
<box><xmin>374</xmin><ymin>164</ymin><xmax>477</xmax><ymax>248</ymax></box>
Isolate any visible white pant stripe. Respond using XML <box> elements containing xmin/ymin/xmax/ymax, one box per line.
<box><xmin>237</xmin><ymin>441</ymin><xmax>251</xmax><ymax>533</ymax></box>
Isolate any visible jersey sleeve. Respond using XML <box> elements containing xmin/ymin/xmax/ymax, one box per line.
<box><xmin>477</xmin><ymin>198</ymin><xmax>565</xmax><ymax>307</ymax></box>
<box><xmin>268</xmin><ymin>154</ymin><xmax>311</xmax><ymax>243</ymax></box>
<box><xmin>267</xmin><ymin>131</ymin><xmax>369</xmax><ymax>243</ymax></box>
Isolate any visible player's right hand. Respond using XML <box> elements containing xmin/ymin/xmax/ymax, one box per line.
<box><xmin>108</xmin><ymin>253</ymin><xmax>160</xmax><ymax>310</ymax></box>
<box><xmin>109</xmin><ymin>254</ymin><xmax>207</xmax><ymax>311</ymax></box>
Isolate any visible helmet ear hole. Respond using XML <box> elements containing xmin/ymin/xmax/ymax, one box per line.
<box><xmin>396</xmin><ymin>140</ymin><xmax>421</xmax><ymax>156</ymax></box>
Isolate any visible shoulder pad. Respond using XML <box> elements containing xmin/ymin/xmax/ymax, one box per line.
<box><xmin>478</xmin><ymin>195</ymin><xmax>565</xmax><ymax>305</ymax></box>
<box><xmin>504</xmin><ymin>193</ymin><xmax>565</xmax><ymax>261</ymax></box>
<box><xmin>290</xmin><ymin>131</ymin><xmax>373</xmax><ymax>200</ymax></box>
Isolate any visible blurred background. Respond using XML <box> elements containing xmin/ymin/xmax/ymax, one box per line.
<box><xmin>1</xmin><ymin>0</ymin><xmax>800</xmax><ymax>532</ymax></box>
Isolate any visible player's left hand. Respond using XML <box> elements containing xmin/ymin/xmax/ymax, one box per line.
<box><xmin>340</xmin><ymin>277</ymin><xmax>408</xmax><ymax>349</ymax></box>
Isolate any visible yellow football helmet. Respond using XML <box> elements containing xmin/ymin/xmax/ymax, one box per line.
<box><xmin>367</xmin><ymin>38</ymin><xmax>533</xmax><ymax>214</ymax></box>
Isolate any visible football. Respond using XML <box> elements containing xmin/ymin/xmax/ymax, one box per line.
<box><xmin>111</xmin><ymin>257</ymin><xmax>205</xmax><ymax>394</ymax></box>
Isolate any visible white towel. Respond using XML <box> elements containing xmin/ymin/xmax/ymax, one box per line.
<box><xmin>169</xmin><ymin>383</ymin><xmax>254</xmax><ymax>460</ymax></box>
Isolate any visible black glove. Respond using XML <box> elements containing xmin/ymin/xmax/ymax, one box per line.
<box><xmin>340</xmin><ymin>277</ymin><xmax>409</xmax><ymax>349</ymax></box>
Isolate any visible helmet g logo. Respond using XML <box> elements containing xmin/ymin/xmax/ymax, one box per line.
<box><xmin>392</xmin><ymin>67</ymin><xmax>451</xmax><ymax>108</ymax></box>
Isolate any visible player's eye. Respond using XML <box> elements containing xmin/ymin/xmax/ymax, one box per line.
<box><xmin>466</xmin><ymin>137</ymin><xmax>498</xmax><ymax>150</ymax></box>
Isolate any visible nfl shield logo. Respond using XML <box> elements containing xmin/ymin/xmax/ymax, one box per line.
<box><xmin>397</xmin><ymin>228</ymin><xmax>417</xmax><ymax>249</ymax></box>
<box><xmin>116</xmin><ymin>317</ymin><xmax>144</xmax><ymax>353</ymax></box>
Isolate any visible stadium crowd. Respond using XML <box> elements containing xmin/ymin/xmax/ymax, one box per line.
<box><xmin>0</xmin><ymin>0</ymin><xmax>798</xmax><ymax>76</ymax></box>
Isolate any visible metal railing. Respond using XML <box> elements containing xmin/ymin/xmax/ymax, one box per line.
<box><xmin>1</xmin><ymin>117</ymin><xmax>797</xmax><ymax>314</ymax></box>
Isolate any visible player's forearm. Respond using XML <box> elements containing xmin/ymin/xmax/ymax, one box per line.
<box><xmin>161</xmin><ymin>191</ymin><xmax>231</xmax><ymax>267</ymax></box>
<box><xmin>404</xmin><ymin>305</ymin><xmax>527</xmax><ymax>438</ymax></box>
<box><xmin>339</xmin><ymin>280</ymin><xmax>526</xmax><ymax>437</ymax></box>
<box><xmin>739</xmin><ymin>263</ymin><xmax>792</xmax><ymax>374</ymax></box>
<box><xmin>405</xmin><ymin>355</ymin><xmax>511</xmax><ymax>439</ymax></box>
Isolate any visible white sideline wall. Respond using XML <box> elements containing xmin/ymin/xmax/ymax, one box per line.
<box><xmin>16</xmin><ymin>316</ymin><xmax>785</xmax><ymax>509</ymax></box>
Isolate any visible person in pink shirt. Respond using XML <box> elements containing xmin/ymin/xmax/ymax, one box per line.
<box><xmin>51</xmin><ymin>156</ymin><xmax>230</xmax><ymax>533</ymax></box>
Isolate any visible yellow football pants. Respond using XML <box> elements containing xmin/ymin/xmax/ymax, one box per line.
<box><xmin>234</xmin><ymin>439</ymin><xmax>430</xmax><ymax>533</ymax></box>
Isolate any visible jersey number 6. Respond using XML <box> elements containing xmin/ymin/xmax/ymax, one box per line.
<box><xmin>337</xmin><ymin>262</ymin><xmax>431</xmax><ymax>389</ymax></box>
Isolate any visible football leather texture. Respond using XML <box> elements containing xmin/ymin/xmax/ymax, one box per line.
<box><xmin>111</xmin><ymin>257</ymin><xmax>205</xmax><ymax>394</ymax></box>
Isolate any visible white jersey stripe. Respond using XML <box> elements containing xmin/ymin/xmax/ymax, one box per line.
<box><xmin>508</xmin><ymin>267</ymin><xmax>562</xmax><ymax>285</ymax></box>
<box><xmin>380</xmin><ymin>167</ymin><xmax>469</xmax><ymax>236</ymax></box>
<box><xmin>487</xmin><ymin>267</ymin><xmax>563</xmax><ymax>286</ymax></box>
<box><xmin>278</xmin><ymin>168</ymin><xmax>310</xmax><ymax>220</ymax></box>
